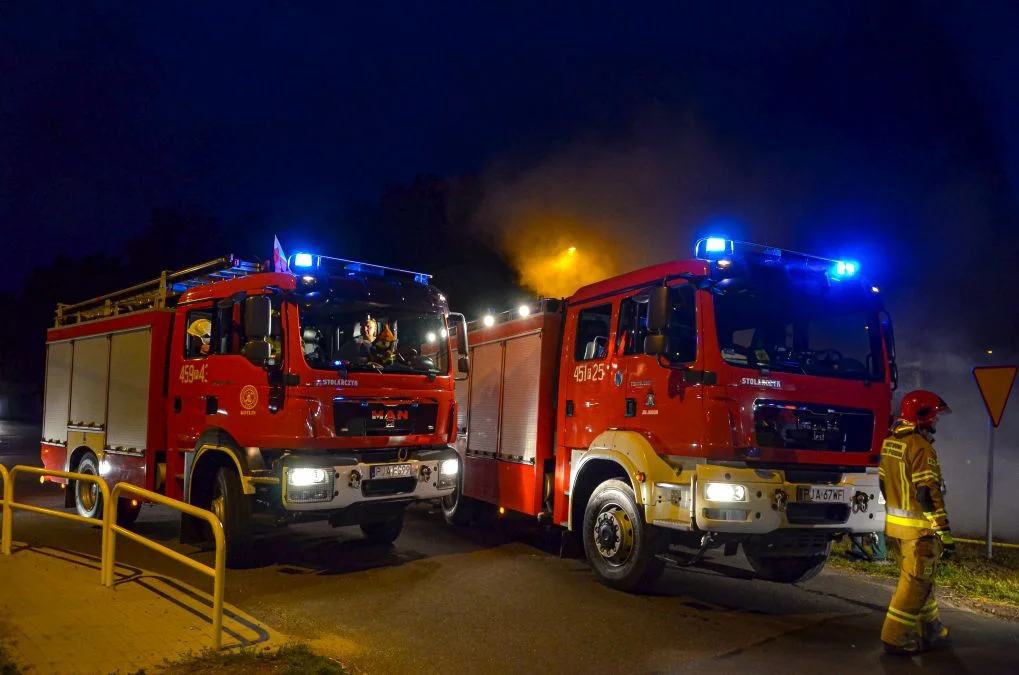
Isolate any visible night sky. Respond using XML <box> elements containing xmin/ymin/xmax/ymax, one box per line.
<box><xmin>3</xmin><ymin>1</ymin><xmax>1019</xmax><ymax>358</ymax></box>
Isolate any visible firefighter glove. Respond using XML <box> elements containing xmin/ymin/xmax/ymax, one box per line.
<box><xmin>938</xmin><ymin>531</ymin><xmax>956</xmax><ymax>560</ymax></box>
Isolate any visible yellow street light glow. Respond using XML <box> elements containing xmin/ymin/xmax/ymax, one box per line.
<box><xmin>987</xmin><ymin>349</ymin><xmax>994</xmax><ymax>355</ymax></box>
<box><xmin>482</xmin><ymin>314</ymin><xmax>496</xmax><ymax>328</ymax></box>
<box><xmin>567</xmin><ymin>246</ymin><xmax>577</xmax><ymax>253</ymax></box>
<box><xmin>518</xmin><ymin>305</ymin><xmax>531</xmax><ymax>317</ymax></box>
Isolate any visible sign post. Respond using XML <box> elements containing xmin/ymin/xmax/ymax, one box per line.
<box><xmin>972</xmin><ymin>365</ymin><xmax>1017</xmax><ymax>559</ymax></box>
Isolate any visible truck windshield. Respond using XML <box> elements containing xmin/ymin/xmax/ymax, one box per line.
<box><xmin>298</xmin><ymin>304</ymin><xmax>450</xmax><ymax>376</ymax></box>
<box><xmin>713</xmin><ymin>285</ymin><xmax>884</xmax><ymax>382</ymax></box>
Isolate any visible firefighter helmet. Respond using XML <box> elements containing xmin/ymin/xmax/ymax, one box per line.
<box><xmin>899</xmin><ymin>390</ymin><xmax>951</xmax><ymax>427</ymax></box>
<box><xmin>187</xmin><ymin>318</ymin><xmax>212</xmax><ymax>342</ymax></box>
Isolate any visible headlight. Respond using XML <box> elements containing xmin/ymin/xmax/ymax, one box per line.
<box><xmin>288</xmin><ymin>468</ymin><xmax>329</xmax><ymax>486</ymax></box>
<box><xmin>440</xmin><ymin>458</ymin><xmax>459</xmax><ymax>476</ymax></box>
<box><xmin>704</xmin><ymin>482</ymin><xmax>747</xmax><ymax>503</ymax></box>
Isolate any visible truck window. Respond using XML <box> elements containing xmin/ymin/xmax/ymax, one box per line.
<box><xmin>617</xmin><ymin>296</ymin><xmax>649</xmax><ymax>356</ymax></box>
<box><xmin>574</xmin><ymin>304</ymin><xmax>612</xmax><ymax>361</ymax></box>
<box><xmin>667</xmin><ymin>284</ymin><xmax>697</xmax><ymax>363</ymax></box>
<box><xmin>185</xmin><ymin>310</ymin><xmax>213</xmax><ymax>359</ymax></box>
<box><xmin>214</xmin><ymin>303</ymin><xmax>247</xmax><ymax>355</ymax></box>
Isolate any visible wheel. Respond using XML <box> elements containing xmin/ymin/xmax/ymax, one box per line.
<box><xmin>441</xmin><ymin>473</ymin><xmax>477</xmax><ymax>526</ymax></box>
<box><xmin>116</xmin><ymin>498</ymin><xmax>142</xmax><ymax>528</ymax></box>
<box><xmin>745</xmin><ymin>548</ymin><xmax>830</xmax><ymax>584</ymax></box>
<box><xmin>582</xmin><ymin>479</ymin><xmax>666</xmax><ymax>592</ymax></box>
<box><xmin>209</xmin><ymin>467</ymin><xmax>252</xmax><ymax>568</ymax></box>
<box><xmin>360</xmin><ymin>514</ymin><xmax>404</xmax><ymax>544</ymax></box>
<box><xmin>73</xmin><ymin>453</ymin><xmax>103</xmax><ymax>520</ymax></box>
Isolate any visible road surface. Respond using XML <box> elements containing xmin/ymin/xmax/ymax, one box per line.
<box><xmin>2</xmin><ymin>421</ymin><xmax>1017</xmax><ymax>674</ymax></box>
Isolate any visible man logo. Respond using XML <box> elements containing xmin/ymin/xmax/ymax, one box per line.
<box><xmin>645</xmin><ymin>391</ymin><xmax>656</xmax><ymax>408</ymax></box>
<box><xmin>372</xmin><ymin>408</ymin><xmax>409</xmax><ymax>428</ymax></box>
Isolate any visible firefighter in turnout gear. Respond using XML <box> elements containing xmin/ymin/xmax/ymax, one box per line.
<box><xmin>879</xmin><ymin>390</ymin><xmax>955</xmax><ymax>655</ymax></box>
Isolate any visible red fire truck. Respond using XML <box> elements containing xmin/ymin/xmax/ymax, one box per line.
<box><xmin>443</xmin><ymin>238</ymin><xmax>893</xmax><ymax>590</ymax></box>
<box><xmin>40</xmin><ymin>248</ymin><xmax>468</xmax><ymax>564</ymax></box>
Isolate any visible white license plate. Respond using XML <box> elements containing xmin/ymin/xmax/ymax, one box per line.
<box><xmin>370</xmin><ymin>463</ymin><xmax>414</xmax><ymax>480</ymax></box>
<box><xmin>799</xmin><ymin>485</ymin><xmax>848</xmax><ymax>503</ymax></box>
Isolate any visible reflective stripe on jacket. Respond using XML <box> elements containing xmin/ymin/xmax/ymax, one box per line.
<box><xmin>879</xmin><ymin>422</ymin><xmax>950</xmax><ymax>540</ymax></box>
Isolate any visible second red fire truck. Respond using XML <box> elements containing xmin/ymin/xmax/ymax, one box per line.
<box><xmin>445</xmin><ymin>238</ymin><xmax>893</xmax><ymax>590</ymax></box>
<box><xmin>39</xmin><ymin>244</ymin><xmax>468</xmax><ymax>564</ymax></box>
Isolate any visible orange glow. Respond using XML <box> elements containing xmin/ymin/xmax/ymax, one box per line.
<box><xmin>504</xmin><ymin>223</ymin><xmax>620</xmax><ymax>298</ymax></box>
<box><xmin>131</xmin><ymin>500</ymin><xmax>139</xmax><ymax>508</ymax></box>
<box><xmin>498</xmin><ymin>506</ymin><xmax>506</xmax><ymax>516</ymax></box>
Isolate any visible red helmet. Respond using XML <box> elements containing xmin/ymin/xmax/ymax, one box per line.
<box><xmin>900</xmin><ymin>390</ymin><xmax>951</xmax><ymax>427</ymax></box>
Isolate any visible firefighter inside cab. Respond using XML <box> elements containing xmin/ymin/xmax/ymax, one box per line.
<box><xmin>186</xmin><ymin>318</ymin><xmax>212</xmax><ymax>357</ymax></box>
<box><xmin>879</xmin><ymin>390</ymin><xmax>955</xmax><ymax>655</ymax></box>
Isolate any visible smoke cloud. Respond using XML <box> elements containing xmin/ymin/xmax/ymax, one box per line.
<box><xmin>476</xmin><ymin>113</ymin><xmax>804</xmax><ymax>298</ymax></box>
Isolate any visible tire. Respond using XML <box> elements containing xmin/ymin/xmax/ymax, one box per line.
<box><xmin>360</xmin><ymin>514</ymin><xmax>405</xmax><ymax>545</ymax></box>
<box><xmin>582</xmin><ymin>479</ymin><xmax>666</xmax><ymax>592</ymax></box>
<box><xmin>745</xmin><ymin>548</ymin><xmax>830</xmax><ymax>584</ymax></box>
<box><xmin>441</xmin><ymin>474</ymin><xmax>477</xmax><ymax>526</ymax></box>
<box><xmin>116</xmin><ymin>498</ymin><xmax>142</xmax><ymax>528</ymax></box>
<box><xmin>209</xmin><ymin>467</ymin><xmax>252</xmax><ymax>568</ymax></box>
<box><xmin>73</xmin><ymin>454</ymin><xmax>103</xmax><ymax>520</ymax></box>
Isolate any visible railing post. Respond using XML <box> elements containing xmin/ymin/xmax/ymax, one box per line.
<box><xmin>1</xmin><ymin>465</ymin><xmax>11</xmax><ymax>556</ymax></box>
<box><xmin>102</xmin><ymin>484</ymin><xmax>116</xmax><ymax>587</ymax></box>
<box><xmin>212</xmin><ymin>520</ymin><xmax>226</xmax><ymax>650</ymax></box>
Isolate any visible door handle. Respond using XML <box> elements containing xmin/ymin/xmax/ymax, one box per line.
<box><xmin>205</xmin><ymin>396</ymin><xmax>218</xmax><ymax>415</ymax></box>
<box><xmin>173</xmin><ymin>397</ymin><xmax>182</xmax><ymax>413</ymax></box>
<box><xmin>625</xmin><ymin>398</ymin><xmax>637</xmax><ymax>418</ymax></box>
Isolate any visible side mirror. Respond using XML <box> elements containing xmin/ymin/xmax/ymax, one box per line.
<box><xmin>448</xmin><ymin>312</ymin><xmax>469</xmax><ymax>379</ymax></box>
<box><xmin>647</xmin><ymin>285</ymin><xmax>672</xmax><ymax>332</ymax></box>
<box><xmin>242</xmin><ymin>340</ymin><xmax>272</xmax><ymax>367</ymax></box>
<box><xmin>644</xmin><ymin>334</ymin><xmax>668</xmax><ymax>356</ymax></box>
<box><xmin>245</xmin><ymin>296</ymin><xmax>273</xmax><ymax>339</ymax></box>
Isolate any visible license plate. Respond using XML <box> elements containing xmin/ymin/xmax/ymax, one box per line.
<box><xmin>370</xmin><ymin>463</ymin><xmax>414</xmax><ymax>480</ymax></box>
<box><xmin>797</xmin><ymin>485</ymin><xmax>848</xmax><ymax>503</ymax></box>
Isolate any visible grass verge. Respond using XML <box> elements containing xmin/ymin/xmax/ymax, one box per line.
<box><xmin>140</xmin><ymin>643</ymin><xmax>348</xmax><ymax>675</ymax></box>
<box><xmin>830</xmin><ymin>538</ymin><xmax>1019</xmax><ymax>614</ymax></box>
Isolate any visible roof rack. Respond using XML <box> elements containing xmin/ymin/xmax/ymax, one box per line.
<box><xmin>54</xmin><ymin>255</ymin><xmax>262</xmax><ymax>327</ymax></box>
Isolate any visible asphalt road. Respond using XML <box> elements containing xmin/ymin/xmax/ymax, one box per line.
<box><xmin>3</xmin><ymin>421</ymin><xmax>1018</xmax><ymax>674</ymax></box>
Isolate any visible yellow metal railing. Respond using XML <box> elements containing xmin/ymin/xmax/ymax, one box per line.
<box><xmin>104</xmin><ymin>482</ymin><xmax>227</xmax><ymax>650</ymax></box>
<box><xmin>0</xmin><ymin>464</ymin><xmax>227</xmax><ymax>649</ymax></box>
<box><xmin>1</xmin><ymin>465</ymin><xmax>112</xmax><ymax>582</ymax></box>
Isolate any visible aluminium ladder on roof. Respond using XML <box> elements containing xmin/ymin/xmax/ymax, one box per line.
<box><xmin>54</xmin><ymin>255</ymin><xmax>263</xmax><ymax>327</ymax></box>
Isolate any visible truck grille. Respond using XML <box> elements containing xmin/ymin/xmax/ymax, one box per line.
<box><xmin>334</xmin><ymin>400</ymin><xmax>438</xmax><ymax>437</ymax></box>
<box><xmin>754</xmin><ymin>401</ymin><xmax>874</xmax><ymax>453</ymax></box>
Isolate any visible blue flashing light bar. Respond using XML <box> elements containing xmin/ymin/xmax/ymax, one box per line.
<box><xmin>288</xmin><ymin>253</ymin><xmax>432</xmax><ymax>284</ymax></box>
<box><xmin>694</xmin><ymin>237</ymin><xmax>734</xmax><ymax>259</ymax></box>
<box><xmin>695</xmin><ymin>238</ymin><xmax>864</xmax><ymax>280</ymax></box>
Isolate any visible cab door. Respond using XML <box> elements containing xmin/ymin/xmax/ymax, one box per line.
<box><xmin>559</xmin><ymin>300</ymin><xmax>621</xmax><ymax>450</ymax></box>
<box><xmin>617</xmin><ymin>282</ymin><xmax>704</xmax><ymax>455</ymax></box>
<box><xmin>167</xmin><ymin>303</ymin><xmax>215</xmax><ymax>453</ymax></box>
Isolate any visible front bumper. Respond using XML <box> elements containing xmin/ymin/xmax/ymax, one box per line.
<box><xmin>278</xmin><ymin>446</ymin><xmax>459</xmax><ymax>512</ymax></box>
<box><xmin>649</xmin><ymin>463</ymin><xmax>884</xmax><ymax>535</ymax></box>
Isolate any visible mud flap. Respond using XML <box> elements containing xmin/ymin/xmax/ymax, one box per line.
<box><xmin>559</xmin><ymin>528</ymin><xmax>584</xmax><ymax>559</ymax></box>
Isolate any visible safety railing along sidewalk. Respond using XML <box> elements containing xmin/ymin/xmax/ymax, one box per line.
<box><xmin>0</xmin><ymin>463</ymin><xmax>227</xmax><ymax>649</ymax></box>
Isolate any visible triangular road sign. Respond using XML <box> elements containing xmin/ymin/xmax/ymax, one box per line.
<box><xmin>973</xmin><ymin>366</ymin><xmax>1018</xmax><ymax>427</ymax></box>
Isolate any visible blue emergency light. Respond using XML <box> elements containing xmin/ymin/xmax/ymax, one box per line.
<box><xmin>694</xmin><ymin>237</ymin><xmax>734</xmax><ymax>259</ymax></box>
<box><xmin>834</xmin><ymin>260</ymin><xmax>858</xmax><ymax>277</ymax></box>
<box><xmin>293</xmin><ymin>253</ymin><xmax>314</xmax><ymax>268</ymax></box>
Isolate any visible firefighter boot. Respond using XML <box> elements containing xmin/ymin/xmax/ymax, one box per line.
<box><xmin>920</xmin><ymin>599</ymin><xmax>950</xmax><ymax>649</ymax></box>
